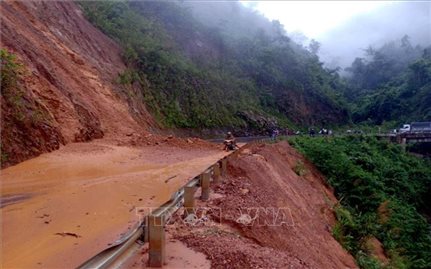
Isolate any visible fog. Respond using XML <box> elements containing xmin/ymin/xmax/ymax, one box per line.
<box><xmin>316</xmin><ymin>1</ymin><xmax>431</xmax><ymax>69</ymax></box>
<box><xmin>182</xmin><ymin>1</ymin><xmax>430</xmax><ymax>70</ymax></box>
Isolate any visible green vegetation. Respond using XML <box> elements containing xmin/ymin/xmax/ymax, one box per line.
<box><xmin>289</xmin><ymin>136</ymin><xmax>431</xmax><ymax>268</ymax></box>
<box><xmin>78</xmin><ymin>1</ymin><xmax>349</xmax><ymax>130</ymax></box>
<box><xmin>1</xmin><ymin>48</ymin><xmax>23</xmax><ymax>92</ymax></box>
<box><xmin>1</xmin><ymin>48</ymin><xmax>26</xmax><ymax>119</ymax></box>
<box><xmin>343</xmin><ymin>37</ymin><xmax>431</xmax><ymax>125</ymax></box>
<box><xmin>293</xmin><ymin>160</ymin><xmax>308</xmax><ymax>176</ymax></box>
<box><xmin>1</xmin><ymin>48</ymin><xmax>49</xmax><ymax>125</ymax></box>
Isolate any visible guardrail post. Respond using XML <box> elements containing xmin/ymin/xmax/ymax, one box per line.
<box><xmin>143</xmin><ymin>215</ymin><xmax>149</xmax><ymax>242</ymax></box>
<box><xmin>184</xmin><ymin>186</ymin><xmax>196</xmax><ymax>215</ymax></box>
<box><xmin>213</xmin><ymin>164</ymin><xmax>221</xmax><ymax>184</ymax></box>
<box><xmin>221</xmin><ymin>159</ymin><xmax>227</xmax><ymax>176</ymax></box>
<box><xmin>148</xmin><ymin>215</ymin><xmax>165</xmax><ymax>267</ymax></box>
<box><xmin>200</xmin><ymin>172</ymin><xmax>210</xmax><ymax>201</ymax></box>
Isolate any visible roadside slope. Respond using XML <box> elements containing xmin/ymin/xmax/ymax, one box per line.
<box><xmin>173</xmin><ymin>141</ymin><xmax>357</xmax><ymax>268</ymax></box>
<box><xmin>0</xmin><ymin>1</ymin><xmax>156</xmax><ymax>167</ymax></box>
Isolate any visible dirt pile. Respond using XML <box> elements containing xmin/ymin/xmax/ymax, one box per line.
<box><xmin>117</xmin><ymin>132</ymin><xmax>221</xmax><ymax>150</ymax></box>
<box><xmin>173</xmin><ymin>141</ymin><xmax>358</xmax><ymax>268</ymax></box>
<box><xmin>0</xmin><ymin>1</ymin><xmax>156</xmax><ymax>167</ymax></box>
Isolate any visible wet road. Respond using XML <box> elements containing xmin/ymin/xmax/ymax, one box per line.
<box><xmin>1</xmin><ymin>141</ymin><xmax>229</xmax><ymax>268</ymax></box>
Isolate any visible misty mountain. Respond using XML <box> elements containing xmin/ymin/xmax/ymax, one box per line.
<box><xmin>318</xmin><ymin>1</ymin><xmax>431</xmax><ymax>69</ymax></box>
<box><xmin>79</xmin><ymin>1</ymin><xmax>349</xmax><ymax>131</ymax></box>
<box><xmin>343</xmin><ymin>37</ymin><xmax>431</xmax><ymax>124</ymax></box>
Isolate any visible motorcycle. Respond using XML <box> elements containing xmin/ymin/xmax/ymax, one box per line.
<box><xmin>223</xmin><ymin>139</ymin><xmax>238</xmax><ymax>151</ymax></box>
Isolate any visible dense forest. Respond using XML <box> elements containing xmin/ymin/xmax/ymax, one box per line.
<box><xmin>78</xmin><ymin>1</ymin><xmax>350</xmax><ymax>132</ymax></box>
<box><xmin>290</xmin><ymin>136</ymin><xmax>431</xmax><ymax>269</ymax></box>
<box><xmin>343</xmin><ymin>37</ymin><xmax>431</xmax><ymax>125</ymax></box>
<box><xmin>78</xmin><ymin>1</ymin><xmax>430</xmax><ymax>131</ymax></box>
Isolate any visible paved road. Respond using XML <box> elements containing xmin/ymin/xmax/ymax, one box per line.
<box><xmin>1</xmin><ymin>141</ymin><xmax>230</xmax><ymax>268</ymax></box>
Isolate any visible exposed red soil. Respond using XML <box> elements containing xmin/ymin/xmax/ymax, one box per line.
<box><xmin>171</xmin><ymin>141</ymin><xmax>358</xmax><ymax>268</ymax></box>
<box><xmin>0</xmin><ymin>0</ymin><xmax>157</xmax><ymax>168</ymax></box>
<box><xmin>363</xmin><ymin>236</ymin><xmax>389</xmax><ymax>265</ymax></box>
<box><xmin>116</xmin><ymin>132</ymin><xmax>221</xmax><ymax>150</ymax></box>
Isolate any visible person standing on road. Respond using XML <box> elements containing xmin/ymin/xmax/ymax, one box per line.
<box><xmin>309</xmin><ymin>128</ymin><xmax>316</xmax><ymax>137</ymax></box>
<box><xmin>271</xmin><ymin>128</ymin><xmax>278</xmax><ymax>141</ymax></box>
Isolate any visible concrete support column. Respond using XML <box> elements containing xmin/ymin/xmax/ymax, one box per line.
<box><xmin>213</xmin><ymin>164</ymin><xmax>221</xmax><ymax>184</ymax></box>
<box><xmin>401</xmin><ymin>137</ymin><xmax>407</xmax><ymax>152</ymax></box>
<box><xmin>184</xmin><ymin>186</ymin><xmax>196</xmax><ymax>215</ymax></box>
<box><xmin>148</xmin><ymin>215</ymin><xmax>165</xmax><ymax>267</ymax></box>
<box><xmin>200</xmin><ymin>172</ymin><xmax>210</xmax><ymax>201</ymax></box>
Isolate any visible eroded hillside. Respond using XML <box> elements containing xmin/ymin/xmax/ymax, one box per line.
<box><xmin>0</xmin><ymin>1</ymin><xmax>156</xmax><ymax>167</ymax></box>
<box><xmin>159</xmin><ymin>142</ymin><xmax>358</xmax><ymax>268</ymax></box>
<box><xmin>79</xmin><ymin>1</ymin><xmax>349</xmax><ymax>130</ymax></box>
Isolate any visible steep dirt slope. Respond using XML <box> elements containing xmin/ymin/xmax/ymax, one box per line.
<box><xmin>0</xmin><ymin>1</ymin><xmax>156</xmax><ymax>167</ymax></box>
<box><xmin>171</xmin><ymin>141</ymin><xmax>357</xmax><ymax>268</ymax></box>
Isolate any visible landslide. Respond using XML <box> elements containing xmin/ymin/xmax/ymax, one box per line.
<box><xmin>0</xmin><ymin>1</ymin><xmax>156</xmax><ymax>168</ymax></box>
<box><xmin>174</xmin><ymin>141</ymin><xmax>358</xmax><ymax>268</ymax></box>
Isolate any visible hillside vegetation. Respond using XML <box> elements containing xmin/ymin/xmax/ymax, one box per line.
<box><xmin>343</xmin><ymin>37</ymin><xmax>431</xmax><ymax>125</ymax></box>
<box><xmin>290</xmin><ymin>136</ymin><xmax>431</xmax><ymax>268</ymax></box>
<box><xmin>78</xmin><ymin>1</ymin><xmax>349</xmax><ymax>131</ymax></box>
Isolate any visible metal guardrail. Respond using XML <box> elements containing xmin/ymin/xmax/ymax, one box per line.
<box><xmin>77</xmin><ymin>150</ymin><xmax>235</xmax><ymax>269</ymax></box>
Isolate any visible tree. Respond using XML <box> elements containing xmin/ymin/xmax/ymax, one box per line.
<box><xmin>309</xmin><ymin>39</ymin><xmax>321</xmax><ymax>55</ymax></box>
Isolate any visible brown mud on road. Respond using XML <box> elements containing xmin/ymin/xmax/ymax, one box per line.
<box><xmin>168</xmin><ymin>141</ymin><xmax>358</xmax><ymax>269</ymax></box>
<box><xmin>0</xmin><ymin>140</ymin><xmax>229</xmax><ymax>268</ymax></box>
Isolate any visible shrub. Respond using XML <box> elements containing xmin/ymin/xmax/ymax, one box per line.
<box><xmin>289</xmin><ymin>136</ymin><xmax>431</xmax><ymax>268</ymax></box>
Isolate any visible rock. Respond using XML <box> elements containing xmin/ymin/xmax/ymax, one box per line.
<box><xmin>241</xmin><ymin>149</ymin><xmax>252</xmax><ymax>155</ymax></box>
<box><xmin>240</xmin><ymin>188</ymin><xmax>250</xmax><ymax>195</ymax></box>
<box><xmin>187</xmin><ymin>139</ymin><xmax>193</xmax><ymax>144</ymax></box>
<box><xmin>252</xmin><ymin>154</ymin><xmax>266</xmax><ymax>161</ymax></box>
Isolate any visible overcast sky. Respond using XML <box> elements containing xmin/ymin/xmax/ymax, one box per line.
<box><xmin>241</xmin><ymin>1</ymin><xmax>431</xmax><ymax>67</ymax></box>
<box><xmin>241</xmin><ymin>1</ymin><xmax>389</xmax><ymax>39</ymax></box>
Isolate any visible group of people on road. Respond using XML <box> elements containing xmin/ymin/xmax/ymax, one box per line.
<box><xmin>222</xmin><ymin>125</ymin><xmax>334</xmax><ymax>150</ymax></box>
<box><xmin>309</xmin><ymin>127</ymin><xmax>332</xmax><ymax>137</ymax></box>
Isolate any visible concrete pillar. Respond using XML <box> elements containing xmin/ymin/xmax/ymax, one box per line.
<box><xmin>184</xmin><ymin>186</ymin><xmax>196</xmax><ymax>215</ymax></box>
<box><xmin>401</xmin><ymin>137</ymin><xmax>407</xmax><ymax>152</ymax></box>
<box><xmin>221</xmin><ymin>159</ymin><xmax>227</xmax><ymax>176</ymax></box>
<box><xmin>148</xmin><ymin>215</ymin><xmax>165</xmax><ymax>267</ymax></box>
<box><xmin>213</xmin><ymin>164</ymin><xmax>221</xmax><ymax>184</ymax></box>
<box><xmin>200</xmin><ymin>172</ymin><xmax>210</xmax><ymax>201</ymax></box>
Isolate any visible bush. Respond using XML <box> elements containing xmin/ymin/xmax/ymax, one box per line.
<box><xmin>289</xmin><ymin>136</ymin><xmax>431</xmax><ymax>268</ymax></box>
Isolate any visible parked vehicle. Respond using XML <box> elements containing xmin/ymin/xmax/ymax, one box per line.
<box><xmin>411</xmin><ymin>122</ymin><xmax>431</xmax><ymax>133</ymax></box>
<box><xmin>398</xmin><ymin>122</ymin><xmax>431</xmax><ymax>133</ymax></box>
